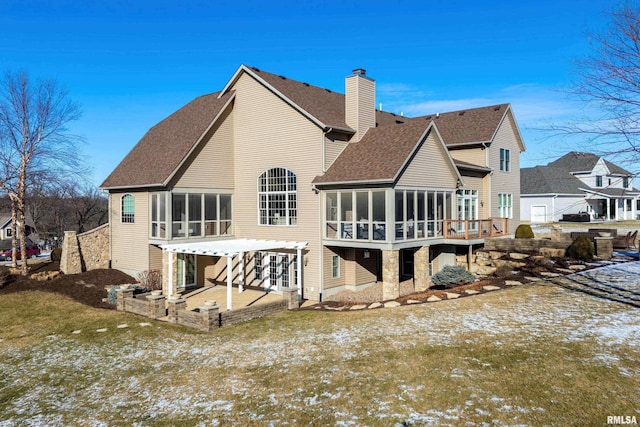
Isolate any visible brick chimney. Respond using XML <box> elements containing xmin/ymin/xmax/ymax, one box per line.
<box><xmin>345</xmin><ymin>68</ymin><xmax>375</xmax><ymax>142</ymax></box>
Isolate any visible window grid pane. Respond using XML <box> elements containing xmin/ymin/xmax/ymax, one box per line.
<box><xmin>258</xmin><ymin>168</ymin><xmax>297</xmax><ymax>226</ymax></box>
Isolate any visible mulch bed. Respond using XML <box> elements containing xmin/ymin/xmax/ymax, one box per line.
<box><xmin>0</xmin><ymin>261</ymin><xmax>134</xmax><ymax>310</ymax></box>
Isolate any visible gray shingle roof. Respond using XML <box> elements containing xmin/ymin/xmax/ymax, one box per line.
<box><xmin>522</xmin><ymin>152</ymin><xmax>638</xmax><ymax>195</ymax></box>
<box><xmin>548</xmin><ymin>151</ymin><xmax>633</xmax><ymax>176</ymax></box>
<box><xmin>521</xmin><ymin>166</ymin><xmax>585</xmax><ymax>194</ymax></box>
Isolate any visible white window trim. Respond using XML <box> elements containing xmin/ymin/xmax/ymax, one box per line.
<box><xmin>498</xmin><ymin>193</ymin><xmax>513</xmax><ymax>219</ymax></box>
<box><xmin>121</xmin><ymin>194</ymin><xmax>135</xmax><ymax>224</ymax></box>
<box><xmin>500</xmin><ymin>148</ymin><xmax>511</xmax><ymax>172</ymax></box>
<box><xmin>331</xmin><ymin>255</ymin><xmax>340</xmax><ymax>279</ymax></box>
<box><xmin>257</xmin><ymin>168</ymin><xmax>297</xmax><ymax>226</ymax></box>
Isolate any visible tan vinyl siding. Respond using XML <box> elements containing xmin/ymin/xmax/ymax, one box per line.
<box><xmin>450</xmin><ymin>147</ymin><xmax>487</xmax><ymax>166</ymax></box>
<box><xmin>110</xmin><ymin>191</ymin><xmax>150</xmax><ymax>276</ymax></box>
<box><xmin>149</xmin><ymin>245</ymin><xmax>163</xmax><ymax>271</ymax></box>
<box><xmin>325</xmin><ymin>137</ymin><xmax>349</xmax><ymax>170</ymax></box>
<box><xmin>323</xmin><ymin>246</ymin><xmax>345</xmax><ymax>290</ymax></box>
<box><xmin>355</xmin><ymin>249</ymin><xmax>377</xmax><ymax>285</ymax></box>
<box><xmin>231</xmin><ymin>72</ymin><xmax>324</xmax><ymax>300</ymax></box>
<box><xmin>345</xmin><ymin>75</ymin><xmax>375</xmax><ymax>141</ymax></box>
<box><xmin>488</xmin><ymin>112</ymin><xmax>521</xmax><ymax>233</ymax></box>
<box><xmin>173</xmin><ymin>105</ymin><xmax>234</xmax><ymax>189</ymax></box>
<box><xmin>397</xmin><ymin>131</ymin><xmax>458</xmax><ymax>188</ymax></box>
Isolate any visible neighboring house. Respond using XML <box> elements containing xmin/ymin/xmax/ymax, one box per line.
<box><xmin>0</xmin><ymin>212</ymin><xmax>38</xmax><ymax>249</ymax></box>
<box><xmin>521</xmin><ymin>152</ymin><xmax>639</xmax><ymax>223</ymax></box>
<box><xmin>101</xmin><ymin>65</ymin><xmax>525</xmax><ymax>304</ymax></box>
<box><xmin>0</xmin><ymin>214</ymin><xmax>13</xmax><ymax>240</ymax></box>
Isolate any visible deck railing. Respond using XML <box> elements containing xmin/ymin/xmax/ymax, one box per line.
<box><xmin>443</xmin><ymin>218</ymin><xmax>508</xmax><ymax>240</ymax></box>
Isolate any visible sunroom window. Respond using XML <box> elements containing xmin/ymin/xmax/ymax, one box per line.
<box><xmin>168</xmin><ymin>192</ymin><xmax>232</xmax><ymax>239</ymax></box>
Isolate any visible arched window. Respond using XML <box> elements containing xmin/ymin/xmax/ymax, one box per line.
<box><xmin>258</xmin><ymin>168</ymin><xmax>297</xmax><ymax>225</ymax></box>
<box><xmin>121</xmin><ymin>194</ymin><xmax>135</xmax><ymax>223</ymax></box>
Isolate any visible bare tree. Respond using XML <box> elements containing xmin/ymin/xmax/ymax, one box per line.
<box><xmin>557</xmin><ymin>4</ymin><xmax>640</xmax><ymax>165</ymax></box>
<box><xmin>0</xmin><ymin>71</ymin><xmax>83</xmax><ymax>275</ymax></box>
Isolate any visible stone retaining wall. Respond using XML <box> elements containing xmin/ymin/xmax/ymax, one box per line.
<box><xmin>116</xmin><ymin>288</ymin><xmax>167</xmax><ymax>319</ymax></box>
<box><xmin>483</xmin><ymin>237</ymin><xmax>569</xmax><ymax>253</ymax></box>
<box><xmin>77</xmin><ymin>224</ymin><xmax>110</xmax><ymax>270</ymax></box>
<box><xmin>60</xmin><ymin>224</ymin><xmax>110</xmax><ymax>274</ymax></box>
<box><xmin>115</xmin><ymin>287</ymin><xmax>299</xmax><ymax>332</ymax></box>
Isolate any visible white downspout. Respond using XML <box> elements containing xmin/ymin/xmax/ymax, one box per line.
<box><xmin>297</xmin><ymin>248</ymin><xmax>303</xmax><ymax>302</ymax></box>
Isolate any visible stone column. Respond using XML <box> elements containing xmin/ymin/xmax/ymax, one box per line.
<box><xmin>414</xmin><ymin>246</ymin><xmax>430</xmax><ymax>291</ymax></box>
<box><xmin>282</xmin><ymin>287</ymin><xmax>299</xmax><ymax>309</ymax></box>
<box><xmin>162</xmin><ymin>251</ymin><xmax>177</xmax><ymax>296</ymax></box>
<box><xmin>167</xmin><ymin>297</ymin><xmax>187</xmax><ymax>324</ymax></box>
<box><xmin>145</xmin><ymin>294</ymin><xmax>167</xmax><ymax>319</ymax></box>
<box><xmin>199</xmin><ymin>304</ymin><xmax>220</xmax><ymax>331</ymax></box>
<box><xmin>116</xmin><ymin>287</ymin><xmax>134</xmax><ymax>312</ymax></box>
<box><xmin>60</xmin><ymin>231</ymin><xmax>82</xmax><ymax>274</ymax></box>
<box><xmin>594</xmin><ymin>237</ymin><xmax>613</xmax><ymax>260</ymax></box>
<box><xmin>382</xmin><ymin>250</ymin><xmax>399</xmax><ymax>300</ymax></box>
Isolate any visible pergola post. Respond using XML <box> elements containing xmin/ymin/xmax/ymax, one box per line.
<box><xmin>296</xmin><ymin>248</ymin><xmax>303</xmax><ymax>301</ymax></box>
<box><xmin>238</xmin><ymin>251</ymin><xmax>244</xmax><ymax>293</ymax></box>
<box><xmin>167</xmin><ymin>250</ymin><xmax>174</xmax><ymax>296</ymax></box>
<box><xmin>226</xmin><ymin>255</ymin><xmax>233</xmax><ymax>311</ymax></box>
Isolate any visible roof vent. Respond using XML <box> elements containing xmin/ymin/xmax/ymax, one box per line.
<box><xmin>325</xmin><ymin>88</ymin><xmax>332</xmax><ymax>93</ymax></box>
<box><xmin>278</xmin><ymin>75</ymin><xmax>286</xmax><ymax>80</ymax></box>
<box><xmin>251</xmin><ymin>67</ymin><xmax>261</xmax><ymax>72</ymax></box>
<box><xmin>494</xmin><ymin>105</ymin><xmax>501</xmax><ymax>111</ymax></box>
<box><xmin>458</xmin><ymin>111</ymin><xmax>465</xmax><ymax>116</ymax></box>
<box><xmin>303</xmin><ymin>82</ymin><xmax>310</xmax><ymax>86</ymax></box>
<box><xmin>395</xmin><ymin>120</ymin><xmax>404</xmax><ymax>124</ymax></box>
<box><xmin>436</xmin><ymin>113</ymin><xmax>440</xmax><ymax>118</ymax></box>
<box><xmin>352</xmin><ymin>68</ymin><xmax>366</xmax><ymax>76</ymax></box>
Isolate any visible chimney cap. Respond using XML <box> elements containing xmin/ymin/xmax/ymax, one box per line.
<box><xmin>352</xmin><ymin>68</ymin><xmax>366</xmax><ymax>76</ymax></box>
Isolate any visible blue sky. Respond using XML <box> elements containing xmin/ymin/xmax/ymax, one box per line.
<box><xmin>0</xmin><ymin>0</ymin><xmax>617</xmax><ymax>186</ymax></box>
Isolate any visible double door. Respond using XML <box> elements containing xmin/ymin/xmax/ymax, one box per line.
<box><xmin>262</xmin><ymin>253</ymin><xmax>291</xmax><ymax>292</ymax></box>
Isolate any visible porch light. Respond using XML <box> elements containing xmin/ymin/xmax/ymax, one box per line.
<box><xmin>363</xmin><ymin>250</ymin><xmax>370</xmax><ymax>258</ymax></box>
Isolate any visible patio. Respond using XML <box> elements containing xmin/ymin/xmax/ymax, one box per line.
<box><xmin>182</xmin><ymin>285</ymin><xmax>284</xmax><ymax>311</ymax></box>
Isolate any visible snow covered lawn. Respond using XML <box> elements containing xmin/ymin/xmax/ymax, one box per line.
<box><xmin>1</xmin><ymin>262</ymin><xmax>639</xmax><ymax>426</ymax></box>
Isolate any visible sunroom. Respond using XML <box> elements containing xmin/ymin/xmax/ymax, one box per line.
<box><xmin>148</xmin><ymin>191</ymin><xmax>233</xmax><ymax>241</ymax></box>
<box><xmin>322</xmin><ymin>188</ymin><xmax>507</xmax><ymax>245</ymax></box>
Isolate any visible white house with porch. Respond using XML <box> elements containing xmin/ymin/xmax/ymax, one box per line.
<box><xmin>521</xmin><ymin>152</ymin><xmax>639</xmax><ymax>223</ymax></box>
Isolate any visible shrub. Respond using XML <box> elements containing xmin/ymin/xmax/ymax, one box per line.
<box><xmin>515</xmin><ymin>224</ymin><xmax>535</xmax><ymax>239</ymax></box>
<box><xmin>566</xmin><ymin>235</ymin><xmax>594</xmax><ymax>261</ymax></box>
<box><xmin>137</xmin><ymin>270</ymin><xmax>162</xmax><ymax>291</ymax></box>
<box><xmin>431</xmin><ymin>265</ymin><xmax>475</xmax><ymax>289</ymax></box>
<box><xmin>50</xmin><ymin>248</ymin><xmax>62</xmax><ymax>261</ymax></box>
<box><xmin>106</xmin><ymin>284</ymin><xmax>147</xmax><ymax>305</ymax></box>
